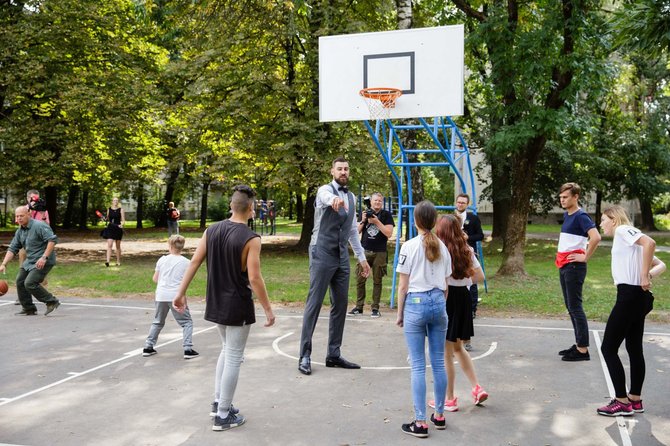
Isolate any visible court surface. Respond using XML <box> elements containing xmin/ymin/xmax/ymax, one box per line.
<box><xmin>1</xmin><ymin>295</ymin><xmax>669</xmax><ymax>446</ymax></box>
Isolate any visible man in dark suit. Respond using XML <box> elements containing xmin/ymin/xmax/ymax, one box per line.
<box><xmin>455</xmin><ymin>193</ymin><xmax>484</xmax><ymax>318</ymax></box>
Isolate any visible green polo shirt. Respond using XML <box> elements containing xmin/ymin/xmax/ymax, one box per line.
<box><xmin>8</xmin><ymin>219</ymin><xmax>58</xmax><ymax>271</ymax></box>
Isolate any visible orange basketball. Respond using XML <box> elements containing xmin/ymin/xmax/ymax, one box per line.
<box><xmin>0</xmin><ymin>280</ymin><xmax>8</xmax><ymax>296</ymax></box>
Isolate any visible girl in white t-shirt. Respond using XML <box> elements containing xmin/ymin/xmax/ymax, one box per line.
<box><xmin>396</xmin><ymin>201</ymin><xmax>451</xmax><ymax>438</ymax></box>
<box><xmin>597</xmin><ymin>206</ymin><xmax>666</xmax><ymax>417</ymax></box>
<box><xmin>429</xmin><ymin>214</ymin><xmax>487</xmax><ymax>412</ymax></box>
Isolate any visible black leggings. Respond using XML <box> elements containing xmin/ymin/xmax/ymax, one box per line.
<box><xmin>600</xmin><ymin>284</ymin><xmax>654</xmax><ymax>398</ymax></box>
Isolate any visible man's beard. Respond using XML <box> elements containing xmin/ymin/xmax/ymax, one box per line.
<box><xmin>335</xmin><ymin>177</ymin><xmax>348</xmax><ymax>187</ymax></box>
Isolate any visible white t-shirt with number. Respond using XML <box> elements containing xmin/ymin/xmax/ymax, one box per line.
<box><xmin>611</xmin><ymin>225</ymin><xmax>644</xmax><ymax>285</ymax></box>
<box><xmin>396</xmin><ymin>234</ymin><xmax>452</xmax><ymax>292</ymax></box>
<box><xmin>155</xmin><ymin>254</ymin><xmax>190</xmax><ymax>302</ymax></box>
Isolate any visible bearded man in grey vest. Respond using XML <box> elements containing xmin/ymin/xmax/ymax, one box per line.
<box><xmin>298</xmin><ymin>157</ymin><xmax>371</xmax><ymax>375</ymax></box>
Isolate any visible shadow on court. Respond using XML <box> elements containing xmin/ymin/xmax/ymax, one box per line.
<box><xmin>1</xmin><ymin>296</ymin><xmax>668</xmax><ymax>446</ymax></box>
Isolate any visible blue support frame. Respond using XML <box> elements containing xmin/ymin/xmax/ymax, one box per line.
<box><xmin>363</xmin><ymin>116</ymin><xmax>487</xmax><ymax>308</ymax></box>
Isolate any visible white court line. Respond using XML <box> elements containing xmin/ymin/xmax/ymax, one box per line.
<box><xmin>0</xmin><ymin>325</ymin><xmax>217</xmax><ymax>408</ymax></box>
<box><xmin>593</xmin><ymin>330</ymin><xmax>633</xmax><ymax>446</ymax></box>
<box><xmin>271</xmin><ymin>331</ymin><xmax>497</xmax><ymax>369</ymax></box>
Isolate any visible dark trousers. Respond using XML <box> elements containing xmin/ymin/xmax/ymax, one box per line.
<box><xmin>355</xmin><ymin>250</ymin><xmax>387</xmax><ymax>310</ymax></box>
<box><xmin>559</xmin><ymin>262</ymin><xmax>590</xmax><ymax>347</ymax></box>
<box><xmin>601</xmin><ymin>284</ymin><xmax>653</xmax><ymax>398</ymax></box>
<box><xmin>16</xmin><ymin>266</ymin><xmax>58</xmax><ymax>312</ymax></box>
<box><xmin>299</xmin><ymin>247</ymin><xmax>350</xmax><ymax>359</ymax></box>
<box><xmin>470</xmin><ymin>284</ymin><xmax>479</xmax><ymax>314</ymax></box>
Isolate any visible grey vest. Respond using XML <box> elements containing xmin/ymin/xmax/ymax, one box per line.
<box><xmin>310</xmin><ymin>184</ymin><xmax>355</xmax><ymax>259</ymax></box>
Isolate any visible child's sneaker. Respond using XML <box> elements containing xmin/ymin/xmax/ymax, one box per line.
<box><xmin>401</xmin><ymin>421</ymin><xmax>428</xmax><ymax>438</ymax></box>
<box><xmin>445</xmin><ymin>397</ymin><xmax>459</xmax><ymax>412</ymax></box>
<box><xmin>597</xmin><ymin>399</ymin><xmax>633</xmax><ymax>417</ymax></box>
<box><xmin>212</xmin><ymin>413</ymin><xmax>246</xmax><ymax>431</ymax></box>
<box><xmin>472</xmin><ymin>385</ymin><xmax>488</xmax><ymax>405</ymax></box>
<box><xmin>630</xmin><ymin>399</ymin><xmax>644</xmax><ymax>413</ymax></box>
<box><xmin>184</xmin><ymin>349</ymin><xmax>199</xmax><ymax>359</ymax></box>
<box><xmin>142</xmin><ymin>347</ymin><xmax>157</xmax><ymax>357</ymax></box>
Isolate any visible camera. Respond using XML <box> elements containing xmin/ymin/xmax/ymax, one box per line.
<box><xmin>28</xmin><ymin>196</ymin><xmax>47</xmax><ymax>212</ymax></box>
<box><xmin>365</xmin><ymin>209</ymin><xmax>375</xmax><ymax>218</ymax></box>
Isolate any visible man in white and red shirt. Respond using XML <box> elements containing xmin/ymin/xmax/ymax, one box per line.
<box><xmin>555</xmin><ymin>182</ymin><xmax>601</xmax><ymax>362</ymax></box>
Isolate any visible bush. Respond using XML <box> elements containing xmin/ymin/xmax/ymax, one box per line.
<box><xmin>208</xmin><ymin>196</ymin><xmax>230</xmax><ymax>221</ymax></box>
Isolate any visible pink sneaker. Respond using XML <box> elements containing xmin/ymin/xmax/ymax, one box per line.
<box><xmin>428</xmin><ymin>397</ymin><xmax>458</xmax><ymax>411</ymax></box>
<box><xmin>597</xmin><ymin>399</ymin><xmax>633</xmax><ymax>417</ymax></box>
<box><xmin>445</xmin><ymin>397</ymin><xmax>459</xmax><ymax>412</ymax></box>
<box><xmin>630</xmin><ymin>399</ymin><xmax>644</xmax><ymax>413</ymax></box>
<box><xmin>472</xmin><ymin>385</ymin><xmax>488</xmax><ymax>405</ymax></box>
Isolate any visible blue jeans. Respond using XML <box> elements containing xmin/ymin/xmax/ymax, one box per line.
<box><xmin>559</xmin><ymin>262</ymin><xmax>590</xmax><ymax>347</ymax></box>
<box><xmin>403</xmin><ymin>288</ymin><xmax>448</xmax><ymax>420</ymax></box>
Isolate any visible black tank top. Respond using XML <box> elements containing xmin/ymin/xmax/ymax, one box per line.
<box><xmin>204</xmin><ymin>219</ymin><xmax>259</xmax><ymax>326</ymax></box>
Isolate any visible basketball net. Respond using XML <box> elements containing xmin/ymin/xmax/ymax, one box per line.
<box><xmin>360</xmin><ymin>88</ymin><xmax>402</xmax><ymax>120</ymax></box>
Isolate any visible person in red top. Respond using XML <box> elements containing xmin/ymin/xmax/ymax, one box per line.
<box><xmin>555</xmin><ymin>183</ymin><xmax>601</xmax><ymax>361</ymax></box>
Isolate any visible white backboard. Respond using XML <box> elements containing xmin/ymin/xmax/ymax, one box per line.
<box><xmin>319</xmin><ymin>25</ymin><xmax>464</xmax><ymax>122</ymax></box>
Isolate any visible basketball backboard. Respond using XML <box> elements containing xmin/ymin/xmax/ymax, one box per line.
<box><xmin>319</xmin><ymin>25</ymin><xmax>464</xmax><ymax>122</ymax></box>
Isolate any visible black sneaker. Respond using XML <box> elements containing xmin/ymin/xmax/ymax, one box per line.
<box><xmin>210</xmin><ymin>402</ymin><xmax>240</xmax><ymax>417</ymax></box>
<box><xmin>348</xmin><ymin>308</ymin><xmax>363</xmax><ymax>315</ymax></box>
<box><xmin>184</xmin><ymin>349</ymin><xmax>199</xmax><ymax>359</ymax></box>
<box><xmin>212</xmin><ymin>413</ymin><xmax>246</xmax><ymax>431</ymax></box>
<box><xmin>558</xmin><ymin>344</ymin><xmax>577</xmax><ymax>356</ymax></box>
<box><xmin>44</xmin><ymin>300</ymin><xmax>60</xmax><ymax>315</ymax></box>
<box><xmin>430</xmin><ymin>413</ymin><xmax>446</xmax><ymax>430</ymax></box>
<box><xmin>371</xmin><ymin>309</ymin><xmax>381</xmax><ymax>318</ymax></box>
<box><xmin>142</xmin><ymin>347</ymin><xmax>157</xmax><ymax>357</ymax></box>
<box><xmin>15</xmin><ymin>308</ymin><xmax>37</xmax><ymax>316</ymax></box>
<box><xmin>561</xmin><ymin>348</ymin><xmax>589</xmax><ymax>361</ymax></box>
<box><xmin>401</xmin><ymin>421</ymin><xmax>428</xmax><ymax>438</ymax></box>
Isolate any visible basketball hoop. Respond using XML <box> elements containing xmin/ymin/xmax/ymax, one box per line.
<box><xmin>359</xmin><ymin>87</ymin><xmax>403</xmax><ymax>120</ymax></box>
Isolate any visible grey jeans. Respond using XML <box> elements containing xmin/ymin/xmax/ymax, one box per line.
<box><xmin>145</xmin><ymin>301</ymin><xmax>194</xmax><ymax>349</ymax></box>
<box><xmin>214</xmin><ymin>324</ymin><xmax>251</xmax><ymax>418</ymax></box>
<box><xmin>16</xmin><ymin>266</ymin><xmax>58</xmax><ymax>312</ymax></box>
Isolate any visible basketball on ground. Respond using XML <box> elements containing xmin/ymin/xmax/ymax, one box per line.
<box><xmin>0</xmin><ymin>279</ymin><xmax>8</xmax><ymax>296</ymax></box>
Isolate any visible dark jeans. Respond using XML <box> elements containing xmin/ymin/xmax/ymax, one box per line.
<box><xmin>16</xmin><ymin>266</ymin><xmax>58</xmax><ymax>312</ymax></box>
<box><xmin>601</xmin><ymin>284</ymin><xmax>653</xmax><ymax>398</ymax></box>
<box><xmin>470</xmin><ymin>284</ymin><xmax>479</xmax><ymax>314</ymax></box>
<box><xmin>559</xmin><ymin>262</ymin><xmax>589</xmax><ymax>347</ymax></box>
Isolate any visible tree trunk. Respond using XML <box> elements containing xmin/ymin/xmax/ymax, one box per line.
<box><xmin>595</xmin><ymin>190</ymin><xmax>602</xmax><ymax>228</ymax></box>
<box><xmin>296</xmin><ymin>192</ymin><xmax>304</xmax><ymax>223</ymax></box>
<box><xmin>296</xmin><ymin>186</ymin><xmax>315</xmax><ymax>250</ymax></box>
<box><xmin>200</xmin><ymin>180</ymin><xmax>210</xmax><ymax>229</ymax></box>
<box><xmin>78</xmin><ymin>190</ymin><xmax>89</xmax><ymax>230</ymax></box>
<box><xmin>44</xmin><ymin>186</ymin><xmax>58</xmax><ymax>228</ymax></box>
<box><xmin>490</xmin><ymin>156</ymin><xmax>511</xmax><ymax>239</ymax></box>
<box><xmin>62</xmin><ymin>185</ymin><xmax>79</xmax><ymax>229</ymax></box>
<box><xmin>288</xmin><ymin>191</ymin><xmax>293</xmax><ymax>220</ymax></box>
<box><xmin>159</xmin><ymin>167</ymin><xmax>180</xmax><ymax>227</ymax></box>
<box><xmin>135</xmin><ymin>184</ymin><xmax>144</xmax><ymax>229</ymax></box>
<box><xmin>638</xmin><ymin>198</ymin><xmax>657</xmax><ymax>231</ymax></box>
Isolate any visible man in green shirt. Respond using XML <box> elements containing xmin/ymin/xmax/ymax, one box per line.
<box><xmin>0</xmin><ymin>206</ymin><xmax>60</xmax><ymax>316</ymax></box>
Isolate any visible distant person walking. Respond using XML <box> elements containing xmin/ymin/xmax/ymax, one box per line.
<box><xmin>102</xmin><ymin>197</ymin><xmax>125</xmax><ymax>267</ymax></box>
<box><xmin>167</xmin><ymin>201</ymin><xmax>181</xmax><ymax>237</ymax></box>
<box><xmin>596</xmin><ymin>206</ymin><xmax>666</xmax><ymax>417</ymax></box>
<box><xmin>142</xmin><ymin>235</ymin><xmax>198</xmax><ymax>360</ymax></box>
<box><xmin>173</xmin><ymin>184</ymin><xmax>275</xmax><ymax>432</ymax></box>
<box><xmin>555</xmin><ymin>183</ymin><xmax>601</xmax><ymax>361</ymax></box>
<box><xmin>1</xmin><ymin>206</ymin><xmax>60</xmax><ymax>316</ymax></box>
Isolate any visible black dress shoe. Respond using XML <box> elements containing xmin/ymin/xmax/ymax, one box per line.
<box><xmin>325</xmin><ymin>356</ymin><xmax>360</xmax><ymax>369</ymax></box>
<box><xmin>298</xmin><ymin>357</ymin><xmax>311</xmax><ymax>375</ymax></box>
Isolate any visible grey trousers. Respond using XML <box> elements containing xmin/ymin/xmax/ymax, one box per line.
<box><xmin>145</xmin><ymin>301</ymin><xmax>194</xmax><ymax>349</ymax></box>
<box><xmin>16</xmin><ymin>266</ymin><xmax>58</xmax><ymax>312</ymax></box>
<box><xmin>299</xmin><ymin>247</ymin><xmax>350</xmax><ymax>359</ymax></box>
<box><xmin>214</xmin><ymin>324</ymin><xmax>251</xmax><ymax>418</ymax></box>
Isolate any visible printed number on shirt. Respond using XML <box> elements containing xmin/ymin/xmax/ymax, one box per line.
<box><xmin>627</xmin><ymin>228</ymin><xmax>640</xmax><ymax>237</ymax></box>
<box><xmin>398</xmin><ymin>254</ymin><xmax>407</xmax><ymax>265</ymax></box>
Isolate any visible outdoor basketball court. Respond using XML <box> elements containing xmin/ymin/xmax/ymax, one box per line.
<box><xmin>1</xmin><ymin>295</ymin><xmax>668</xmax><ymax>446</ymax></box>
